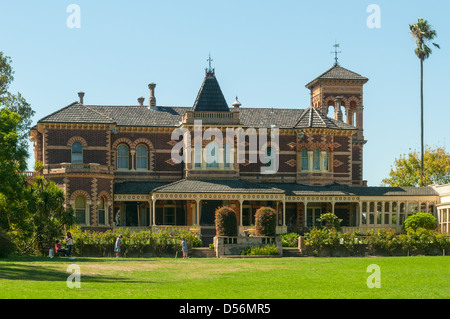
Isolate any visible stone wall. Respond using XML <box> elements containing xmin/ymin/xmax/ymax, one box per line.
<box><xmin>214</xmin><ymin>236</ymin><xmax>283</xmax><ymax>257</ymax></box>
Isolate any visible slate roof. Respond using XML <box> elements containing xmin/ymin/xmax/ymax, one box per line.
<box><xmin>192</xmin><ymin>70</ymin><xmax>230</xmax><ymax>112</ymax></box>
<box><xmin>36</xmin><ymin>67</ymin><xmax>358</xmax><ymax>131</ymax></box>
<box><xmin>152</xmin><ymin>179</ymin><xmax>285</xmax><ymax>194</ymax></box>
<box><xmin>270</xmin><ymin>183</ymin><xmax>439</xmax><ymax>197</ymax></box>
<box><xmin>306</xmin><ymin>63</ymin><xmax>368</xmax><ymax>88</ymax></box>
<box><xmin>114</xmin><ymin>179</ymin><xmax>438</xmax><ymax>197</ymax></box>
<box><xmin>294</xmin><ymin>107</ymin><xmax>356</xmax><ymax>130</ymax></box>
<box><xmin>37</xmin><ymin>104</ymin><xmax>357</xmax><ymax>131</ymax></box>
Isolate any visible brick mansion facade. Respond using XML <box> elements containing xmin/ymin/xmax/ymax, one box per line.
<box><xmin>29</xmin><ymin>62</ymin><xmax>449</xmax><ymax>243</ymax></box>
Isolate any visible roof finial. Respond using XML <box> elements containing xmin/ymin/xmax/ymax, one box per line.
<box><xmin>331</xmin><ymin>41</ymin><xmax>341</xmax><ymax>65</ymax></box>
<box><xmin>206</xmin><ymin>53</ymin><xmax>214</xmax><ymax>74</ymax></box>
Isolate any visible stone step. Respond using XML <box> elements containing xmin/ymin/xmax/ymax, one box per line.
<box><xmin>190</xmin><ymin>248</ymin><xmax>216</xmax><ymax>258</ymax></box>
<box><xmin>282</xmin><ymin>248</ymin><xmax>303</xmax><ymax>257</ymax></box>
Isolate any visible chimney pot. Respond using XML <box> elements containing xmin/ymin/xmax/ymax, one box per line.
<box><xmin>148</xmin><ymin>83</ymin><xmax>156</xmax><ymax>108</ymax></box>
<box><xmin>78</xmin><ymin>92</ymin><xmax>85</xmax><ymax>104</ymax></box>
<box><xmin>137</xmin><ymin>97</ymin><xmax>145</xmax><ymax>106</ymax></box>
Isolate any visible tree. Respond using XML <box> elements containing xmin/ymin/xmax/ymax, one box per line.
<box><xmin>382</xmin><ymin>146</ymin><xmax>450</xmax><ymax>187</ymax></box>
<box><xmin>409</xmin><ymin>19</ymin><xmax>440</xmax><ymax>186</ymax></box>
<box><xmin>0</xmin><ymin>52</ymin><xmax>35</xmax><ymax>146</ymax></box>
<box><xmin>8</xmin><ymin>167</ymin><xmax>76</xmax><ymax>255</ymax></box>
<box><xmin>0</xmin><ymin>108</ymin><xmax>29</xmax><ymax>231</ymax></box>
<box><xmin>316</xmin><ymin>213</ymin><xmax>343</xmax><ymax>231</ymax></box>
<box><xmin>403</xmin><ymin>212</ymin><xmax>437</xmax><ymax>233</ymax></box>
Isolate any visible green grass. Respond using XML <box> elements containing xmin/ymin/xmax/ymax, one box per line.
<box><xmin>0</xmin><ymin>255</ymin><xmax>448</xmax><ymax>299</ymax></box>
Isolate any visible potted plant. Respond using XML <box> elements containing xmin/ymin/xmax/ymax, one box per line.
<box><xmin>190</xmin><ymin>224</ymin><xmax>199</xmax><ymax>235</ymax></box>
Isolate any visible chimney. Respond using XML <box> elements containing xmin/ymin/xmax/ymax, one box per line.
<box><xmin>137</xmin><ymin>97</ymin><xmax>145</xmax><ymax>106</ymax></box>
<box><xmin>78</xmin><ymin>92</ymin><xmax>85</xmax><ymax>104</ymax></box>
<box><xmin>148</xmin><ymin>83</ymin><xmax>156</xmax><ymax>108</ymax></box>
<box><xmin>232</xmin><ymin>96</ymin><xmax>241</xmax><ymax>108</ymax></box>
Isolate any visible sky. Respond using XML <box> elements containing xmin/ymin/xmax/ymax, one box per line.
<box><xmin>1</xmin><ymin>0</ymin><xmax>449</xmax><ymax>186</ymax></box>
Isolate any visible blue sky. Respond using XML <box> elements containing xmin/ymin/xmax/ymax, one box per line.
<box><xmin>2</xmin><ymin>0</ymin><xmax>449</xmax><ymax>186</ymax></box>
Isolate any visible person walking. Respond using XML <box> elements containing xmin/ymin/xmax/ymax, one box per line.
<box><xmin>115</xmin><ymin>234</ymin><xmax>123</xmax><ymax>258</ymax></box>
<box><xmin>66</xmin><ymin>232</ymin><xmax>73</xmax><ymax>257</ymax></box>
<box><xmin>181</xmin><ymin>237</ymin><xmax>189</xmax><ymax>259</ymax></box>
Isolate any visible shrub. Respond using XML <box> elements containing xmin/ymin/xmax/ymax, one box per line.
<box><xmin>215</xmin><ymin>206</ymin><xmax>238</xmax><ymax>236</ymax></box>
<box><xmin>281</xmin><ymin>232</ymin><xmax>300</xmax><ymax>247</ymax></box>
<box><xmin>241</xmin><ymin>245</ymin><xmax>279</xmax><ymax>256</ymax></box>
<box><xmin>316</xmin><ymin>212</ymin><xmax>342</xmax><ymax>231</ymax></box>
<box><xmin>254</xmin><ymin>207</ymin><xmax>277</xmax><ymax>236</ymax></box>
<box><xmin>403</xmin><ymin>212</ymin><xmax>437</xmax><ymax>233</ymax></box>
<box><xmin>0</xmin><ymin>230</ymin><xmax>16</xmax><ymax>258</ymax></box>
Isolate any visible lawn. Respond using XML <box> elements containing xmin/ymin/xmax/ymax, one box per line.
<box><xmin>0</xmin><ymin>255</ymin><xmax>448</xmax><ymax>299</ymax></box>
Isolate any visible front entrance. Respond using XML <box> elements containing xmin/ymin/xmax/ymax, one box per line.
<box><xmin>200</xmin><ymin>200</ymin><xmax>223</xmax><ymax>226</ymax></box>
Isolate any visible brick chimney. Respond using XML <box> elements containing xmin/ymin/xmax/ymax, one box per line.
<box><xmin>78</xmin><ymin>92</ymin><xmax>85</xmax><ymax>104</ymax></box>
<box><xmin>137</xmin><ymin>97</ymin><xmax>145</xmax><ymax>106</ymax></box>
<box><xmin>148</xmin><ymin>83</ymin><xmax>156</xmax><ymax>108</ymax></box>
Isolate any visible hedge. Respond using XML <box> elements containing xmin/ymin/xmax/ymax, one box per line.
<box><xmin>66</xmin><ymin>226</ymin><xmax>202</xmax><ymax>257</ymax></box>
<box><xmin>215</xmin><ymin>206</ymin><xmax>238</xmax><ymax>236</ymax></box>
<box><xmin>255</xmin><ymin>207</ymin><xmax>277</xmax><ymax>236</ymax></box>
<box><xmin>303</xmin><ymin>228</ymin><xmax>450</xmax><ymax>257</ymax></box>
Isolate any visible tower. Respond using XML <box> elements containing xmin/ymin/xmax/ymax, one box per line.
<box><xmin>305</xmin><ymin>59</ymin><xmax>369</xmax><ymax>186</ymax></box>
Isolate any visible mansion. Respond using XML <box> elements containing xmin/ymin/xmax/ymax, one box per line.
<box><xmin>29</xmin><ymin>62</ymin><xmax>449</xmax><ymax>244</ymax></box>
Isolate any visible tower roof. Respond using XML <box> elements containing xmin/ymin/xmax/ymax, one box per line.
<box><xmin>305</xmin><ymin>64</ymin><xmax>368</xmax><ymax>88</ymax></box>
<box><xmin>192</xmin><ymin>70</ymin><xmax>230</xmax><ymax>112</ymax></box>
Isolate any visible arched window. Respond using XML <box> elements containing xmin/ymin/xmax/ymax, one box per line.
<box><xmin>224</xmin><ymin>142</ymin><xmax>231</xmax><ymax>168</ymax></box>
<box><xmin>324</xmin><ymin>148</ymin><xmax>330</xmax><ymax>171</ymax></box>
<box><xmin>75</xmin><ymin>196</ymin><xmax>86</xmax><ymax>225</ymax></box>
<box><xmin>205</xmin><ymin>141</ymin><xmax>219</xmax><ymax>168</ymax></box>
<box><xmin>117</xmin><ymin>144</ymin><xmax>129</xmax><ymax>169</ymax></box>
<box><xmin>313</xmin><ymin>148</ymin><xmax>321</xmax><ymax>171</ymax></box>
<box><xmin>265</xmin><ymin>146</ymin><xmax>272</xmax><ymax>167</ymax></box>
<box><xmin>98</xmin><ymin>197</ymin><xmax>106</xmax><ymax>225</ymax></box>
<box><xmin>136</xmin><ymin>145</ymin><xmax>148</xmax><ymax>170</ymax></box>
<box><xmin>71</xmin><ymin>142</ymin><xmax>83</xmax><ymax>164</ymax></box>
<box><xmin>301</xmin><ymin>148</ymin><xmax>309</xmax><ymax>171</ymax></box>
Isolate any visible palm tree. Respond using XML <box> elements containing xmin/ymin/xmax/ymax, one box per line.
<box><xmin>409</xmin><ymin>18</ymin><xmax>440</xmax><ymax>187</ymax></box>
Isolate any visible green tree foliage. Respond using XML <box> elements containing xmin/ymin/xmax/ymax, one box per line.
<box><xmin>254</xmin><ymin>207</ymin><xmax>277</xmax><ymax>236</ymax></box>
<box><xmin>409</xmin><ymin>19</ymin><xmax>439</xmax><ymax>186</ymax></box>
<box><xmin>382</xmin><ymin>146</ymin><xmax>450</xmax><ymax>187</ymax></box>
<box><xmin>316</xmin><ymin>212</ymin><xmax>343</xmax><ymax>231</ymax></box>
<box><xmin>215</xmin><ymin>206</ymin><xmax>238</xmax><ymax>236</ymax></box>
<box><xmin>0</xmin><ymin>108</ymin><xmax>29</xmax><ymax>232</ymax></box>
<box><xmin>403</xmin><ymin>212</ymin><xmax>437</xmax><ymax>233</ymax></box>
<box><xmin>0</xmin><ymin>52</ymin><xmax>34</xmax><ymax>145</ymax></box>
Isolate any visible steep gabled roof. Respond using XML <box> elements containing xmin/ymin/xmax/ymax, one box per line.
<box><xmin>192</xmin><ymin>70</ymin><xmax>230</xmax><ymax>112</ymax></box>
<box><xmin>306</xmin><ymin>64</ymin><xmax>368</xmax><ymax>88</ymax></box>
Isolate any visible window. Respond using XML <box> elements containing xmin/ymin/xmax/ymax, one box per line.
<box><xmin>98</xmin><ymin>197</ymin><xmax>106</xmax><ymax>225</ymax></box>
<box><xmin>205</xmin><ymin>142</ymin><xmax>219</xmax><ymax>168</ymax></box>
<box><xmin>71</xmin><ymin>142</ymin><xmax>83</xmax><ymax>164</ymax></box>
<box><xmin>75</xmin><ymin>196</ymin><xmax>86</xmax><ymax>224</ymax></box>
<box><xmin>301</xmin><ymin>148</ymin><xmax>308</xmax><ymax>171</ymax></box>
<box><xmin>164</xmin><ymin>201</ymin><xmax>176</xmax><ymax>225</ymax></box>
<box><xmin>117</xmin><ymin>144</ymin><xmax>129</xmax><ymax>169</ymax></box>
<box><xmin>306</xmin><ymin>205</ymin><xmax>321</xmax><ymax>227</ymax></box>
<box><xmin>136</xmin><ymin>145</ymin><xmax>148</xmax><ymax>170</ymax></box>
<box><xmin>324</xmin><ymin>149</ymin><xmax>330</xmax><ymax>171</ymax></box>
<box><xmin>224</xmin><ymin>142</ymin><xmax>231</xmax><ymax>168</ymax></box>
<box><xmin>265</xmin><ymin>146</ymin><xmax>272</xmax><ymax>167</ymax></box>
<box><xmin>313</xmin><ymin>148</ymin><xmax>320</xmax><ymax>171</ymax></box>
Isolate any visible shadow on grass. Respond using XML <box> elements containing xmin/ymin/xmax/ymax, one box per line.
<box><xmin>0</xmin><ymin>256</ymin><xmax>162</xmax><ymax>284</ymax></box>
